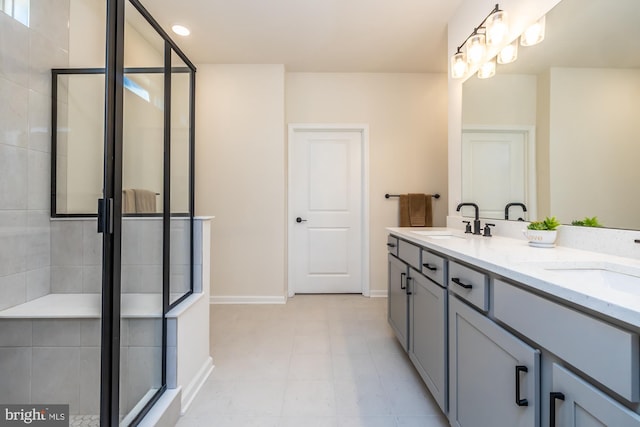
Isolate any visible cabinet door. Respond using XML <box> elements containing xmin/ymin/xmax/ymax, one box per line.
<box><xmin>450</xmin><ymin>296</ymin><xmax>540</xmax><ymax>427</ymax></box>
<box><xmin>388</xmin><ymin>254</ymin><xmax>409</xmax><ymax>351</ymax></box>
<box><xmin>409</xmin><ymin>268</ymin><xmax>447</xmax><ymax>413</ymax></box>
<box><xmin>550</xmin><ymin>364</ymin><xmax>640</xmax><ymax>427</ymax></box>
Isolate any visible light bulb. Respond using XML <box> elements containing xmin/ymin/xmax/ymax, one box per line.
<box><xmin>497</xmin><ymin>41</ymin><xmax>518</xmax><ymax>64</ymax></box>
<box><xmin>521</xmin><ymin>15</ymin><xmax>545</xmax><ymax>46</ymax></box>
<box><xmin>477</xmin><ymin>58</ymin><xmax>496</xmax><ymax>79</ymax></box>
<box><xmin>172</xmin><ymin>24</ymin><xmax>191</xmax><ymax>36</ymax></box>
<box><xmin>486</xmin><ymin>10</ymin><xmax>509</xmax><ymax>46</ymax></box>
<box><xmin>451</xmin><ymin>52</ymin><xmax>468</xmax><ymax>79</ymax></box>
<box><xmin>466</xmin><ymin>33</ymin><xmax>486</xmax><ymax>65</ymax></box>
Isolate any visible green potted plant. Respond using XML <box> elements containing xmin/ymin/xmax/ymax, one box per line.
<box><xmin>571</xmin><ymin>216</ymin><xmax>603</xmax><ymax>227</ymax></box>
<box><xmin>523</xmin><ymin>216</ymin><xmax>561</xmax><ymax>247</ymax></box>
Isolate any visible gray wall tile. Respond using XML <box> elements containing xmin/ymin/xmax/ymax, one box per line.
<box><xmin>27</xmin><ymin>150</ymin><xmax>50</xmax><ymax>210</ymax></box>
<box><xmin>128</xmin><ymin>319</ymin><xmax>162</xmax><ymax>347</ymax></box>
<box><xmin>82</xmin><ymin>265</ymin><xmax>102</xmax><ymax>293</ymax></box>
<box><xmin>0</xmin><ymin>76</ymin><xmax>28</xmax><ymax>148</ymax></box>
<box><xmin>78</xmin><ymin>347</ymin><xmax>100</xmax><ymax>415</ymax></box>
<box><xmin>0</xmin><ymin>272</ymin><xmax>26</xmax><ymax>311</ymax></box>
<box><xmin>0</xmin><ymin>13</ymin><xmax>29</xmax><ymax>87</ymax></box>
<box><xmin>82</xmin><ymin>220</ymin><xmax>101</xmax><ymax>265</ymax></box>
<box><xmin>51</xmin><ymin>266</ymin><xmax>83</xmax><ymax>293</ymax></box>
<box><xmin>0</xmin><ymin>211</ymin><xmax>27</xmax><ymax>276</ymax></box>
<box><xmin>27</xmin><ymin>210</ymin><xmax>50</xmax><ymax>270</ymax></box>
<box><xmin>26</xmin><ymin>267</ymin><xmax>50</xmax><ymax>300</ymax></box>
<box><xmin>0</xmin><ymin>320</ymin><xmax>32</xmax><ymax>347</ymax></box>
<box><xmin>0</xmin><ymin>144</ymin><xmax>28</xmax><ymax>209</ymax></box>
<box><xmin>79</xmin><ymin>320</ymin><xmax>101</xmax><ymax>347</ymax></box>
<box><xmin>28</xmin><ymin>89</ymin><xmax>52</xmax><ymax>152</ymax></box>
<box><xmin>33</xmin><ymin>319</ymin><xmax>81</xmax><ymax>347</ymax></box>
<box><xmin>51</xmin><ymin>220</ymin><xmax>83</xmax><ymax>266</ymax></box>
<box><xmin>0</xmin><ymin>347</ymin><xmax>31</xmax><ymax>404</ymax></box>
<box><xmin>32</xmin><ymin>347</ymin><xmax>80</xmax><ymax>413</ymax></box>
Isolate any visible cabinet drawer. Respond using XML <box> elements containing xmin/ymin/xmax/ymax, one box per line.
<box><xmin>387</xmin><ymin>235</ymin><xmax>398</xmax><ymax>256</ymax></box>
<box><xmin>449</xmin><ymin>261</ymin><xmax>489</xmax><ymax>311</ymax></box>
<box><xmin>421</xmin><ymin>250</ymin><xmax>446</xmax><ymax>287</ymax></box>
<box><xmin>494</xmin><ymin>279</ymin><xmax>640</xmax><ymax>402</ymax></box>
<box><xmin>398</xmin><ymin>239</ymin><xmax>421</xmax><ymax>270</ymax></box>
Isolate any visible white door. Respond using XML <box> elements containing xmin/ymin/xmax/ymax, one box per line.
<box><xmin>289</xmin><ymin>127</ymin><xmax>364</xmax><ymax>294</ymax></box>
<box><xmin>462</xmin><ymin>129</ymin><xmax>535</xmax><ymax>220</ymax></box>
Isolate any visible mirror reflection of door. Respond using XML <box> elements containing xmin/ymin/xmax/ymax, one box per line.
<box><xmin>462</xmin><ymin>128</ymin><xmax>536</xmax><ymax>221</ymax></box>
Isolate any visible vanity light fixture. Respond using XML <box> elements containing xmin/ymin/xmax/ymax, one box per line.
<box><xmin>171</xmin><ymin>24</ymin><xmax>190</xmax><ymax>36</ymax></box>
<box><xmin>466</xmin><ymin>33</ymin><xmax>487</xmax><ymax>65</ymax></box>
<box><xmin>450</xmin><ymin>4</ymin><xmax>506</xmax><ymax>78</ymax></box>
<box><xmin>486</xmin><ymin>10</ymin><xmax>509</xmax><ymax>46</ymax></box>
<box><xmin>521</xmin><ymin>15</ymin><xmax>545</xmax><ymax>46</ymax></box>
<box><xmin>451</xmin><ymin>51</ymin><xmax>469</xmax><ymax>79</ymax></box>
<box><xmin>497</xmin><ymin>40</ymin><xmax>518</xmax><ymax>64</ymax></box>
<box><xmin>478</xmin><ymin>58</ymin><xmax>497</xmax><ymax>79</ymax></box>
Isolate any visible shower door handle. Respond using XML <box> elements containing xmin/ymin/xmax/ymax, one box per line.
<box><xmin>97</xmin><ymin>198</ymin><xmax>114</xmax><ymax>234</ymax></box>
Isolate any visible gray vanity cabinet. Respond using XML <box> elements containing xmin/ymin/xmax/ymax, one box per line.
<box><xmin>409</xmin><ymin>266</ymin><xmax>447</xmax><ymax>413</ymax></box>
<box><xmin>550</xmin><ymin>364</ymin><xmax>640</xmax><ymax>427</ymax></box>
<box><xmin>388</xmin><ymin>253</ymin><xmax>410</xmax><ymax>351</ymax></box>
<box><xmin>449</xmin><ymin>295</ymin><xmax>540</xmax><ymax>427</ymax></box>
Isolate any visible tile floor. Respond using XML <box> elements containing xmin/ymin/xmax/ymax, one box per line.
<box><xmin>175</xmin><ymin>294</ymin><xmax>450</xmax><ymax>427</ymax></box>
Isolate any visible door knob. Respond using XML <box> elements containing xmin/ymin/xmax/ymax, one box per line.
<box><xmin>296</xmin><ymin>217</ymin><xmax>307</xmax><ymax>223</ymax></box>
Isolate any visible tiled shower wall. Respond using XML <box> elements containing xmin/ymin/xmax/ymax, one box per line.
<box><xmin>0</xmin><ymin>1</ymin><xmax>70</xmax><ymax>311</ymax></box>
<box><xmin>50</xmin><ymin>217</ymin><xmax>192</xmax><ymax>295</ymax></box>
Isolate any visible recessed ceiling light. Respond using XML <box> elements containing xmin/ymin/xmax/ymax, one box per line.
<box><xmin>172</xmin><ymin>25</ymin><xmax>190</xmax><ymax>36</ymax></box>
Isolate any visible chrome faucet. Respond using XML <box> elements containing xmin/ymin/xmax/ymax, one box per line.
<box><xmin>456</xmin><ymin>202</ymin><xmax>481</xmax><ymax>235</ymax></box>
<box><xmin>505</xmin><ymin>202</ymin><xmax>527</xmax><ymax>220</ymax></box>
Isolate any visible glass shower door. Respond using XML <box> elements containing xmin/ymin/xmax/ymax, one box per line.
<box><xmin>119</xmin><ymin>2</ymin><xmax>165</xmax><ymax>424</ymax></box>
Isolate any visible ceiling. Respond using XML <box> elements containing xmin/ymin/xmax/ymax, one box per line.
<box><xmin>140</xmin><ymin>0</ymin><xmax>464</xmax><ymax>72</ymax></box>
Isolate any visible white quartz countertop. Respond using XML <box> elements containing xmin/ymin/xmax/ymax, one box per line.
<box><xmin>387</xmin><ymin>227</ymin><xmax>640</xmax><ymax>329</ymax></box>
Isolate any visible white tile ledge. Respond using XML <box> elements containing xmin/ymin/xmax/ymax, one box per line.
<box><xmin>388</xmin><ymin>227</ymin><xmax>640</xmax><ymax>329</ymax></box>
<box><xmin>0</xmin><ymin>293</ymin><xmax>166</xmax><ymax>318</ymax></box>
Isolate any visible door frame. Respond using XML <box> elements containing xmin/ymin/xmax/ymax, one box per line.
<box><xmin>287</xmin><ymin>124</ymin><xmax>370</xmax><ymax>298</ymax></box>
<box><xmin>462</xmin><ymin>125</ymin><xmax>537</xmax><ymax>220</ymax></box>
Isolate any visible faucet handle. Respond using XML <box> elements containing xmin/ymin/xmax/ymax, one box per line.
<box><xmin>483</xmin><ymin>223</ymin><xmax>495</xmax><ymax>237</ymax></box>
<box><xmin>462</xmin><ymin>220</ymin><xmax>472</xmax><ymax>234</ymax></box>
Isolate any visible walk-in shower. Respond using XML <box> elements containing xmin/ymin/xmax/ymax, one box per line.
<box><xmin>0</xmin><ymin>0</ymin><xmax>197</xmax><ymax>425</ymax></box>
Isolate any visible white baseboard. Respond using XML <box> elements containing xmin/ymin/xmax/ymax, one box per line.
<box><xmin>180</xmin><ymin>357</ymin><xmax>214</xmax><ymax>415</ymax></box>
<box><xmin>369</xmin><ymin>290</ymin><xmax>388</xmax><ymax>298</ymax></box>
<box><xmin>210</xmin><ymin>295</ymin><xmax>287</xmax><ymax>304</ymax></box>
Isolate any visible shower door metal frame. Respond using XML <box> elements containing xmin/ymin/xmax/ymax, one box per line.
<box><xmin>100</xmin><ymin>0</ymin><xmax>197</xmax><ymax>425</ymax></box>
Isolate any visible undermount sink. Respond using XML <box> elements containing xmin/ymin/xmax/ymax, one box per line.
<box><xmin>411</xmin><ymin>230</ymin><xmax>466</xmax><ymax>240</ymax></box>
<box><xmin>543</xmin><ymin>265</ymin><xmax>640</xmax><ymax>294</ymax></box>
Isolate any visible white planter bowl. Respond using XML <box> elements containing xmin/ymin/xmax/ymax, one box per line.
<box><xmin>522</xmin><ymin>229</ymin><xmax>558</xmax><ymax>247</ymax></box>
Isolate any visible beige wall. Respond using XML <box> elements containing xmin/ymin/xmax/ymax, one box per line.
<box><xmin>286</xmin><ymin>72</ymin><xmax>448</xmax><ymax>294</ymax></box>
<box><xmin>195</xmin><ymin>65</ymin><xmax>286</xmax><ymax>299</ymax></box>
<box><xmin>462</xmin><ymin>74</ymin><xmax>537</xmax><ymax>126</ymax></box>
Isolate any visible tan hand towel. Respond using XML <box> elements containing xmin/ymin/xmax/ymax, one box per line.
<box><xmin>399</xmin><ymin>194</ymin><xmax>434</xmax><ymax>227</ymax></box>
<box><xmin>408</xmin><ymin>193</ymin><xmax>426</xmax><ymax>226</ymax></box>
<box><xmin>122</xmin><ymin>189</ymin><xmax>136</xmax><ymax>214</ymax></box>
<box><xmin>134</xmin><ymin>189</ymin><xmax>157</xmax><ymax>213</ymax></box>
<box><xmin>399</xmin><ymin>195</ymin><xmax>411</xmax><ymax>227</ymax></box>
<box><xmin>424</xmin><ymin>195</ymin><xmax>433</xmax><ymax>227</ymax></box>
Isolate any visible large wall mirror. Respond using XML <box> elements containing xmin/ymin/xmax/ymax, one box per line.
<box><xmin>461</xmin><ymin>0</ymin><xmax>640</xmax><ymax>230</ymax></box>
